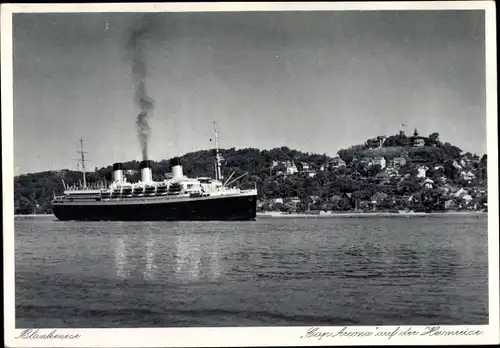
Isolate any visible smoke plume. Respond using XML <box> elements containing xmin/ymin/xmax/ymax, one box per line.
<box><xmin>127</xmin><ymin>18</ymin><xmax>155</xmax><ymax>161</ymax></box>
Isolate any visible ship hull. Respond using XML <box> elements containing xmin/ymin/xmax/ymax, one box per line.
<box><xmin>52</xmin><ymin>195</ymin><xmax>257</xmax><ymax>221</ymax></box>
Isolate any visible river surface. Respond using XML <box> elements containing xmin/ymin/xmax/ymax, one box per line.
<box><xmin>14</xmin><ymin>215</ymin><xmax>488</xmax><ymax>327</ymax></box>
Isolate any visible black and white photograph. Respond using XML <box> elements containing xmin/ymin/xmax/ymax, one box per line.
<box><xmin>2</xmin><ymin>2</ymin><xmax>498</xmax><ymax>347</ymax></box>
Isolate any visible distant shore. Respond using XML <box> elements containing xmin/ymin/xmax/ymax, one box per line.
<box><xmin>256</xmin><ymin>211</ymin><xmax>487</xmax><ymax>218</ymax></box>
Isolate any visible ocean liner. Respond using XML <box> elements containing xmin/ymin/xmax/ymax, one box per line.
<box><xmin>52</xmin><ymin>127</ymin><xmax>258</xmax><ymax>221</ymax></box>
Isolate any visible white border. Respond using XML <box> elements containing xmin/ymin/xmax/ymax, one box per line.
<box><xmin>2</xmin><ymin>2</ymin><xmax>498</xmax><ymax>347</ymax></box>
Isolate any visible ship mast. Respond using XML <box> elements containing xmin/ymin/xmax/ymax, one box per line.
<box><xmin>213</xmin><ymin>121</ymin><xmax>222</xmax><ymax>181</ymax></box>
<box><xmin>77</xmin><ymin>138</ymin><xmax>87</xmax><ymax>188</ymax></box>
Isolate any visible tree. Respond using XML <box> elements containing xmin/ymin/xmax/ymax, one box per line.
<box><xmin>383</xmin><ymin>134</ymin><xmax>409</xmax><ymax>147</ymax></box>
<box><xmin>281</xmin><ymin>202</ymin><xmax>296</xmax><ymax>213</ymax></box>
<box><xmin>399</xmin><ymin>178</ymin><xmax>421</xmax><ymax>194</ymax></box>
<box><xmin>441</xmin><ymin>142</ymin><xmax>462</xmax><ymax>160</ymax></box>
<box><xmin>480</xmin><ymin>154</ymin><xmax>487</xmax><ymax>165</ymax></box>
<box><xmin>367</xmin><ymin>164</ymin><xmax>382</xmax><ymax>178</ymax></box>
<box><xmin>427</xmin><ymin>132</ymin><xmax>441</xmax><ymax>146</ymax></box>
<box><xmin>399</xmin><ymin>163</ymin><xmax>417</xmax><ymax>177</ymax></box>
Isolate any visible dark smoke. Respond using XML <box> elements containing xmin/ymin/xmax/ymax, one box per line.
<box><xmin>127</xmin><ymin>18</ymin><xmax>155</xmax><ymax>161</ymax></box>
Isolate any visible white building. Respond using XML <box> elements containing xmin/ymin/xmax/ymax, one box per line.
<box><xmin>373</xmin><ymin>157</ymin><xmax>387</xmax><ymax>169</ymax></box>
<box><xmin>417</xmin><ymin>166</ymin><xmax>428</xmax><ymax>179</ymax></box>
<box><xmin>286</xmin><ymin>161</ymin><xmax>298</xmax><ymax>175</ymax></box>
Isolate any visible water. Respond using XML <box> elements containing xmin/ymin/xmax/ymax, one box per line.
<box><xmin>14</xmin><ymin>215</ymin><xmax>488</xmax><ymax>327</ymax></box>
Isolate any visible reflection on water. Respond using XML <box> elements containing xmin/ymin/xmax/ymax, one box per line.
<box><xmin>174</xmin><ymin>232</ymin><xmax>223</xmax><ymax>282</ymax></box>
<box><xmin>112</xmin><ymin>228</ymin><xmax>223</xmax><ymax>283</ymax></box>
<box><xmin>210</xmin><ymin>233</ymin><xmax>222</xmax><ymax>279</ymax></box>
<box><xmin>114</xmin><ymin>237</ymin><xmax>127</xmax><ymax>279</ymax></box>
<box><xmin>145</xmin><ymin>233</ymin><xmax>155</xmax><ymax>280</ymax></box>
<box><xmin>175</xmin><ymin>235</ymin><xmax>201</xmax><ymax>281</ymax></box>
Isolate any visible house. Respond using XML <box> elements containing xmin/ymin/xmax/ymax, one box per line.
<box><xmin>452</xmin><ymin>160</ymin><xmax>463</xmax><ymax>170</ymax></box>
<box><xmin>412</xmin><ymin>128</ymin><xmax>426</xmax><ymax>147</ymax></box>
<box><xmin>285</xmin><ymin>161</ymin><xmax>298</xmax><ymax>175</ymax></box>
<box><xmin>462</xmin><ymin>194</ymin><xmax>473</xmax><ymax>203</ymax></box>
<box><xmin>373</xmin><ymin>156</ymin><xmax>387</xmax><ymax>169</ymax></box>
<box><xmin>417</xmin><ymin>166</ymin><xmax>428</xmax><ymax>178</ymax></box>
<box><xmin>412</xmin><ymin>156</ymin><xmax>428</xmax><ymax>165</ymax></box>
<box><xmin>444</xmin><ymin>199</ymin><xmax>455</xmax><ymax>209</ymax></box>
<box><xmin>330</xmin><ymin>157</ymin><xmax>346</xmax><ymax>168</ymax></box>
<box><xmin>272</xmin><ymin>198</ymin><xmax>284</xmax><ymax>204</ymax></box>
<box><xmin>371</xmin><ymin>192</ymin><xmax>389</xmax><ymax>204</ymax></box>
<box><xmin>391</xmin><ymin>157</ymin><xmax>407</xmax><ymax>167</ymax></box>
<box><xmin>299</xmin><ymin>162</ymin><xmax>310</xmax><ymax>171</ymax></box>
<box><xmin>460</xmin><ymin>154</ymin><xmax>475</xmax><ymax>167</ymax></box>
<box><xmin>329</xmin><ymin>193</ymin><xmax>352</xmax><ymax>208</ymax></box>
<box><xmin>385</xmin><ymin>167</ymin><xmax>400</xmax><ymax>177</ymax></box>
<box><xmin>423</xmin><ymin>178</ymin><xmax>434</xmax><ymax>189</ymax></box>
<box><xmin>358</xmin><ymin>200</ymin><xmax>372</xmax><ymax>210</ymax></box>
<box><xmin>329</xmin><ymin>195</ymin><xmax>342</xmax><ymax>203</ymax></box>
<box><xmin>308</xmin><ymin>195</ymin><xmax>320</xmax><ymax>204</ymax></box>
<box><xmin>401</xmin><ymin>195</ymin><xmax>412</xmax><ymax>202</ymax></box>
<box><xmin>454</xmin><ymin>188</ymin><xmax>467</xmax><ymax>198</ymax></box>
<box><xmin>287</xmin><ymin>197</ymin><xmax>301</xmax><ymax>204</ymax></box>
<box><xmin>305</xmin><ymin>170</ymin><xmax>317</xmax><ymax>178</ymax></box>
<box><xmin>413</xmin><ymin>138</ymin><xmax>426</xmax><ymax>147</ymax></box>
<box><xmin>461</xmin><ymin>170</ymin><xmax>476</xmax><ymax>181</ymax></box>
<box><xmin>351</xmin><ymin>171</ymin><xmax>362</xmax><ymax>179</ymax></box>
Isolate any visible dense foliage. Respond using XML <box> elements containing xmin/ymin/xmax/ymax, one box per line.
<box><xmin>14</xmin><ymin>132</ymin><xmax>488</xmax><ymax>214</ymax></box>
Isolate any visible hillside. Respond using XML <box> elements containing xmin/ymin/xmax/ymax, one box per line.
<box><xmin>13</xmin><ymin>131</ymin><xmax>488</xmax><ymax>214</ymax></box>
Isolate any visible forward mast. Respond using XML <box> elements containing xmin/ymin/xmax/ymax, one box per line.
<box><xmin>76</xmin><ymin>138</ymin><xmax>87</xmax><ymax>188</ymax></box>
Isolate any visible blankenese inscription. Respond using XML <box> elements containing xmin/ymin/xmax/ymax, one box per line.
<box><xmin>15</xmin><ymin>329</ymin><xmax>81</xmax><ymax>340</ymax></box>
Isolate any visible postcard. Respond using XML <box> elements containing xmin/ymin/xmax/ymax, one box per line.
<box><xmin>2</xmin><ymin>1</ymin><xmax>498</xmax><ymax>347</ymax></box>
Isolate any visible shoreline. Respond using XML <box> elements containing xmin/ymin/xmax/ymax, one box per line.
<box><xmin>14</xmin><ymin>214</ymin><xmax>55</xmax><ymax>217</ymax></box>
<box><xmin>14</xmin><ymin>212</ymin><xmax>487</xmax><ymax>219</ymax></box>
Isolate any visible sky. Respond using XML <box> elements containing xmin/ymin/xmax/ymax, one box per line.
<box><xmin>13</xmin><ymin>10</ymin><xmax>487</xmax><ymax>174</ymax></box>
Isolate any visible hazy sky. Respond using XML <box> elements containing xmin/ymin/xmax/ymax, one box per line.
<box><xmin>13</xmin><ymin>10</ymin><xmax>486</xmax><ymax>174</ymax></box>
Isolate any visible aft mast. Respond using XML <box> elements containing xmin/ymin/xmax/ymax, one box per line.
<box><xmin>77</xmin><ymin>138</ymin><xmax>87</xmax><ymax>188</ymax></box>
<box><xmin>213</xmin><ymin>121</ymin><xmax>222</xmax><ymax>181</ymax></box>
